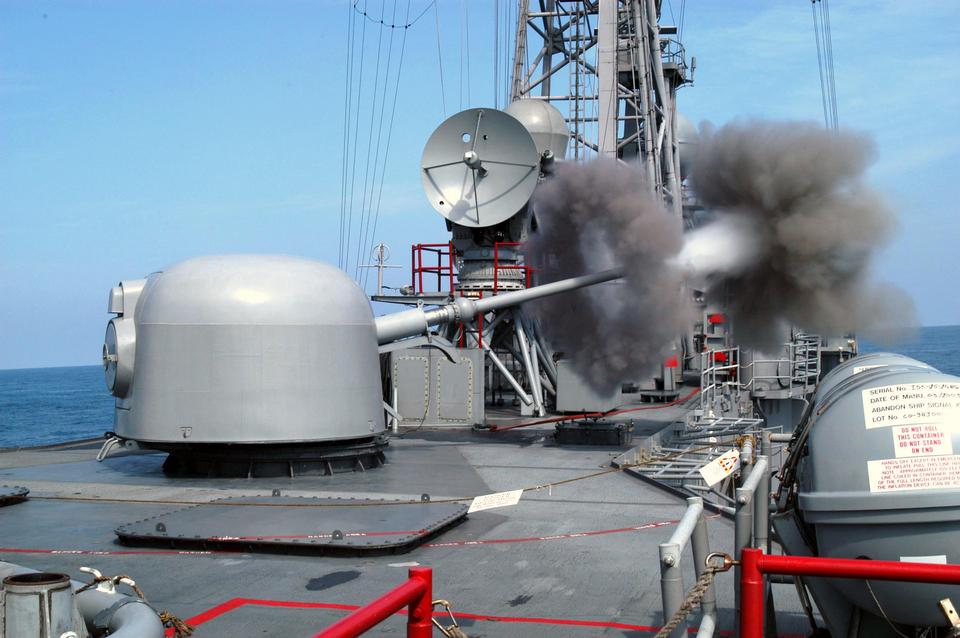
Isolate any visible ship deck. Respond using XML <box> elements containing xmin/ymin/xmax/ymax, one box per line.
<box><xmin>0</xmin><ymin>413</ymin><xmax>814</xmax><ymax>637</ymax></box>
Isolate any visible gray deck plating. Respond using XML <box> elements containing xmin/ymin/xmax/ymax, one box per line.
<box><xmin>0</xmin><ymin>420</ymin><xmax>814</xmax><ymax>636</ymax></box>
<box><xmin>115</xmin><ymin>495</ymin><xmax>468</xmax><ymax>554</ymax></box>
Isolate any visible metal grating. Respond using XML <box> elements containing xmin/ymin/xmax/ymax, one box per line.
<box><xmin>116</xmin><ymin>495</ymin><xmax>468</xmax><ymax>555</ymax></box>
<box><xmin>615</xmin><ymin>417</ymin><xmax>769</xmax><ymax>513</ymax></box>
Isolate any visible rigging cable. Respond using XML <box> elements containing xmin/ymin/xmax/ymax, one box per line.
<box><xmin>434</xmin><ymin>1</ymin><xmax>447</xmax><ymax>117</ymax></box>
<box><xmin>822</xmin><ymin>0</ymin><xmax>839</xmax><ymax>127</ymax></box>
<box><xmin>362</xmin><ymin>0</ymin><xmax>415</xmax><ymax>291</ymax></box>
<box><xmin>810</xmin><ymin>0</ymin><xmax>838</xmax><ymax>131</ymax></box>
<box><xmin>504</xmin><ymin>0</ymin><xmax>513</xmax><ymax>107</ymax></box>
<box><xmin>493</xmin><ymin>0</ymin><xmax>500</xmax><ymax>108</ymax></box>
<box><xmin>344</xmin><ymin>0</ymin><xmax>370</xmax><ymax>274</ymax></box>
<box><xmin>351</xmin><ymin>0</ymin><xmax>434</xmax><ymax>28</ymax></box>
<box><xmin>338</xmin><ymin>2</ymin><xmax>357</xmax><ymax>269</ymax></box>
<box><xmin>353</xmin><ymin>0</ymin><xmax>389</xmax><ymax>278</ymax></box>
<box><xmin>458</xmin><ymin>0</ymin><xmax>464</xmax><ymax>111</ymax></box>
<box><xmin>464</xmin><ymin>0</ymin><xmax>471</xmax><ymax>105</ymax></box>
<box><xmin>678</xmin><ymin>0</ymin><xmax>686</xmax><ymax>41</ymax></box>
<box><xmin>359</xmin><ymin>0</ymin><xmax>400</xmax><ymax>286</ymax></box>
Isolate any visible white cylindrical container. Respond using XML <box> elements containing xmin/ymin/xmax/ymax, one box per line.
<box><xmin>2</xmin><ymin>572</ymin><xmax>87</xmax><ymax>638</ymax></box>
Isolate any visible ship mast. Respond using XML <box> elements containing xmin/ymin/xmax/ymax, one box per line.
<box><xmin>510</xmin><ymin>0</ymin><xmax>690</xmax><ymax>214</ymax></box>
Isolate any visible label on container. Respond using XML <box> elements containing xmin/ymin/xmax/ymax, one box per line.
<box><xmin>899</xmin><ymin>555</ymin><xmax>948</xmax><ymax>564</ymax></box>
<box><xmin>467</xmin><ymin>489</ymin><xmax>524</xmax><ymax>513</ymax></box>
<box><xmin>862</xmin><ymin>382</ymin><xmax>960</xmax><ymax>429</ymax></box>
<box><xmin>892</xmin><ymin>424</ymin><xmax>954</xmax><ymax>457</ymax></box>
<box><xmin>698</xmin><ymin>448</ymin><xmax>740</xmax><ymax>487</ymax></box>
<box><xmin>867</xmin><ymin>454</ymin><xmax>960</xmax><ymax>493</ymax></box>
<box><xmin>853</xmin><ymin>364</ymin><xmax>883</xmax><ymax>374</ymax></box>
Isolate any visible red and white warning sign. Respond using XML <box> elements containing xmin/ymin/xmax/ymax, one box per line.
<box><xmin>698</xmin><ymin>448</ymin><xmax>740</xmax><ymax>487</ymax></box>
<box><xmin>867</xmin><ymin>454</ymin><xmax>960</xmax><ymax>493</ymax></box>
<box><xmin>892</xmin><ymin>424</ymin><xmax>954</xmax><ymax>458</ymax></box>
<box><xmin>862</xmin><ymin>382</ymin><xmax>960</xmax><ymax>429</ymax></box>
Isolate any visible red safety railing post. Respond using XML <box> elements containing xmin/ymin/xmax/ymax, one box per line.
<box><xmin>448</xmin><ymin>241</ymin><xmax>455</xmax><ymax>293</ymax></box>
<box><xmin>313</xmin><ymin>568</ymin><xmax>431</xmax><ymax>638</ymax></box>
<box><xmin>739</xmin><ymin>548</ymin><xmax>764</xmax><ymax>638</ymax></box>
<box><xmin>418</xmin><ymin>247</ymin><xmax>424</xmax><ymax>295</ymax></box>
<box><xmin>406</xmin><ymin>567</ymin><xmax>433</xmax><ymax>638</ymax></box>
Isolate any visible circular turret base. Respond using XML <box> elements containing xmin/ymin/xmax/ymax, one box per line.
<box><xmin>155</xmin><ymin>435</ymin><xmax>388</xmax><ymax>478</ymax></box>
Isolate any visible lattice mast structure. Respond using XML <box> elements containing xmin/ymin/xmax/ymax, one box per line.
<box><xmin>511</xmin><ymin>0</ymin><xmax>689</xmax><ymax>213</ymax></box>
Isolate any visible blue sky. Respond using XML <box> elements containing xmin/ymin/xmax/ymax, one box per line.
<box><xmin>1</xmin><ymin>0</ymin><xmax>958</xmax><ymax>369</ymax></box>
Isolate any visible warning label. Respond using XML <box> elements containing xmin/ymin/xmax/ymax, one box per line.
<box><xmin>862</xmin><ymin>382</ymin><xmax>960</xmax><ymax>429</ymax></box>
<box><xmin>867</xmin><ymin>454</ymin><xmax>960</xmax><ymax>493</ymax></box>
<box><xmin>892</xmin><ymin>424</ymin><xmax>954</xmax><ymax>457</ymax></box>
<box><xmin>698</xmin><ymin>448</ymin><xmax>740</xmax><ymax>487</ymax></box>
<box><xmin>467</xmin><ymin>489</ymin><xmax>524</xmax><ymax>513</ymax></box>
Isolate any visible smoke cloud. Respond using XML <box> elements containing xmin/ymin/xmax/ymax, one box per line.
<box><xmin>524</xmin><ymin>160</ymin><xmax>693</xmax><ymax>391</ymax></box>
<box><xmin>525</xmin><ymin>121</ymin><xmax>914</xmax><ymax>390</ymax></box>
<box><xmin>689</xmin><ymin>120</ymin><xmax>915</xmax><ymax>345</ymax></box>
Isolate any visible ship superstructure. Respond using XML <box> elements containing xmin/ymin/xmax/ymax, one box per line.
<box><xmin>2</xmin><ymin>3</ymin><xmax>959</xmax><ymax>638</ymax></box>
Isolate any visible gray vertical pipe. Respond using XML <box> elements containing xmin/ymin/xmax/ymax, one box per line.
<box><xmin>754</xmin><ymin>454</ymin><xmax>771</xmax><ymax>553</ymax></box>
<box><xmin>514</xmin><ymin>321</ymin><xmax>544</xmax><ymax>415</ymax></box>
<box><xmin>761</xmin><ymin>430</ymin><xmax>772</xmax><ymax>458</ymax></box>
<box><xmin>658</xmin><ymin>541</ymin><xmax>687</xmax><ymax>638</ymax></box>
<box><xmin>688</xmin><ymin>498</ymin><xmax>716</xmax><ymax>616</ymax></box>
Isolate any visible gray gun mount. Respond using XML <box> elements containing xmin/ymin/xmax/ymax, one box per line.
<box><xmin>375</xmin><ymin>267</ymin><xmax>623</xmax><ymax>344</ymax></box>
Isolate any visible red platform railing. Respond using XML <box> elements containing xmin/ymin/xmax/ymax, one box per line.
<box><xmin>457</xmin><ymin>289</ymin><xmax>485</xmax><ymax>348</ymax></box>
<box><xmin>314</xmin><ymin>567</ymin><xmax>433</xmax><ymax>638</ymax></box>
<box><xmin>739</xmin><ymin>548</ymin><xmax>960</xmax><ymax>638</ymax></box>
<box><xmin>411</xmin><ymin>243</ymin><xmax>454</xmax><ymax>295</ymax></box>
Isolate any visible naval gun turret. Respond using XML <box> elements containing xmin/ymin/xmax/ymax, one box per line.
<box><xmin>100</xmin><ymin>254</ymin><xmax>619</xmax><ymax>476</ymax></box>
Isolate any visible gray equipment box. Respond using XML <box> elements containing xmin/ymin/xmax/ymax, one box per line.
<box><xmin>390</xmin><ymin>347</ymin><xmax>484</xmax><ymax>427</ymax></box>
<box><xmin>555</xmin><ymin>359</ymin><xmax>620</xmax><ymax>413</ymax></box>
<box><xmin>555</xmin><ymin>421</ymin><xmax>634</xmax><ymax>446</ymax></box>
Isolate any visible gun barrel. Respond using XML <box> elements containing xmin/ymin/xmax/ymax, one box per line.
<box><xmin>374</xmin><ymin>267</ymin><xmax>622</xmax><ymax>344</ymax></box>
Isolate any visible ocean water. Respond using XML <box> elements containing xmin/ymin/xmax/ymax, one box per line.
<box><xmin>0</xmin><ymin>365</ymin><xmax>114</xmax><ymax>448</ymax></box>
<box><xmin>1</xmin><ymin>326</ymin><xmax>958</xmax><ymax>448</ymax></box>
<box><xmin>859</xmin><ymin>324</ymin><xmax>960</xmax><ymax>377</ymax></box>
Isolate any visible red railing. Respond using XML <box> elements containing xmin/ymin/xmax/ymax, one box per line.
<box><xmin>411</xmin><ymin>243</ymin><xmax>455</xmax><ymax>296</ymax></box>
<box><xmin>739</xmin><ymin>548</ymin><xmax>960</xmax><ymax>638</ymax></box>
<box><xmin>314</xmin><ymin>567</ymin><xmax>433</xmax><ymax>638</ymax></box>
<box><xmin>457</xmin><ymin>289</ymin><xmax>484</xmax><ymax>348</ymax></box>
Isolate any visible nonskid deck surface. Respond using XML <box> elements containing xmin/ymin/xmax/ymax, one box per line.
<box><xmin>0</xmin><ymin>426</ymin><xmax>812</xmax><ymax>637</ymax></box>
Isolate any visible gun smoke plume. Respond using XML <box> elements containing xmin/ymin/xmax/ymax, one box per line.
<box><xmin>525</xmin><ymin>160</ymin><xmax>693</xmax><ymax>391</ymax></box>
<box><xmin>689</xmin><ymin>120</ymin><xmax>915</xmax><ymax>345</ymax></box>
<box><xmin>526</xmin><ymin>121</ymin><xmax>914</xmax><ymax>390</ymax></box>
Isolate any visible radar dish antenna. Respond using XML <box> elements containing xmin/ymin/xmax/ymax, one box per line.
<box><xmin>420</xmin><ymin>108</ymin><xmax>540</xmax><ymax>229</ymax></box>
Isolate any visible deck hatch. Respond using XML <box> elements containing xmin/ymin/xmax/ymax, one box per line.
<box><xmin>115</xmin><ymin>495</ymin><xmax>468</xmax><ymax>555</ymax></box>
